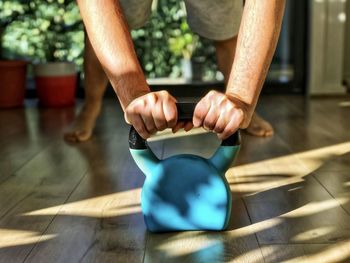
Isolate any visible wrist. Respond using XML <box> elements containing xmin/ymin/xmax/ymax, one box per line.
<box><xmin>110</xmin><ymin>72</ymin><xmax>150</xmax><ymax>109</ymax></box>
<box><xmin>225</xmin><ymin>92</ymin><xmax>255</xmax><ymax>128</ymax></box>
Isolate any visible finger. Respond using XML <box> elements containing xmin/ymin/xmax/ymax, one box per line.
<box><xmin>124</xmin><ymin>111</ymin><xmax>131</xmax><ymax>124</ymax></box>
<box><xmin>129</xmin><ymin>113</ymin><xmax>149</xmax><ymax>139</ymax></box>
<box><xmin>172</xmin><ymin>122</ymin><xmax>185</xmax><ymax>133</ymax></box>
<box><xmin>163</xmin><ymin>96</ymin><xmax>177</xmax><ymax>128</ymax></box>
<box><xmin>125</xmin><ymin>99</ymin><xmax>143</xmax><ymax>125</ymax></box>
<box><xmin>217</xmin><ymin>114</ymin><xmax>240</xmax><ymax>140</ymax></box>
<box><xmin>213</xmin><ymin>111</ymin><xmax>227</xmax><ymax>134</ymax></box>
<box><xmin>193</xmin><ymin>99</ymin><xmax>210</xmax><ymax>128</ymax></box>
<box><xmin>140</xmin><ymin>108</ymin><xmax>157</xmax><ymax>135</ymax></box>
<box><xmin>184</xmin><ymin>121</ymin><xmax>194</xmax><ymax>132</ymax></box>
<box><xmin>152</xmin><ymin>99</ymin><xmax>167</xmax><ymax>131</ymax></box>
<box><xmin>203</xmin><ymin>104</ymin><xmax>220</xmax><ymax>131</ymax></box>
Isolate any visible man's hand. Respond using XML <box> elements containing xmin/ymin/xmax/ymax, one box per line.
<box><xmin>193</xmin><ymin>90</ymin><xmax>252</xmax><ymax>140</ymax></box>
<box><xmin>125</xmin><ymin>91</ymin><xmax>179</xmax><ymax>139</ymax></box>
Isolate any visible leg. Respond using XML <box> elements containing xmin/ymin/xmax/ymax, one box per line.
<box><xmin>214</xmin><ymin>36</ymin><xmax>274</xmax><ymax>137</ymax></box>
<box><xmin>65</xmin><ymin>0</ymin><xmax>153</xmax><ymax>142</ymax></box>
<box><xmin>64</xmin><ymin>31</ymin><xmax>109</xmax><ymax>142</ymax></box>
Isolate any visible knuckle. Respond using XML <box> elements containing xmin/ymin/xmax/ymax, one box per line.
<box><xmin>157</xmin><ymin>124</ymin><xmax>167</xmax><ymax>131</ymax></box>
<box><xmin>147</xmin><ymin>93</ymin><xmax>157</xmax><ymax>104</ymax></box>
<box><xmin>217</xmin><ymin>134</ymin><xmax>224</xmax><ymax>140</ymax></box>
<box><xmin>227</xmin><ymin>125</ymin><xmax>238</xmax><ymax>135</ymax></box>
<box><xmin>144</xmin><ymin>119</ymin><xmax>154</xmax><ymax>130</ymax></box>
<box><xmin>124</xmin><ymin>110</ymin><xmax>132</xmax><ymax>118</ymax></box>
<box><xmin>137</xmin><ymin>127</ymin><xmax>148</xmax><ymax>137</ymax></box>
<box><xmin>140</xmin><ymin>133</ymin><xmax>149</xmax><ymax>139</ymax></box>
<box><xmin>154</xmin><ymin>119</ymin><xmax>167</xmax><ymax>130</ymax></box>
<box><xmin>149</xmin><ymin>128</ymin><xmax>157</xmax><ymax>134</ymax></box>
<box><xmin>168</xmin><ymin>110</ymin><xmax>177</xmax><ymax>121</ymax></box>
<box><xmin>159</xmin><ymin>90</ymin><xmax>168</xmax><ymax>96</ymax></box>
<box><xmin>134</xmin><ymin>100</ymin><xmax>146</xmax><ymax>112</ymax></box>
<box><xmin>195</xmin><ymin>103</ymin><xmax>206</xmax><ymax>116</ymax></box>
<box><xmin>217</xmin><ymin>96</ymin><xmax>226</xmax><ymax>107</ymax></box>
<box><xmin>214</xmin><ymin>124</ymin><xmax>225</xmax><ymax>133</ymax></box>
<box><xmin>204</xmin><ymin>118</ymin><xmax>215</xmax><ymax>130</ymax></box>
<box><xmin>167</xmin><ymin>119</ymin><xmax>177</xmax><ymax>128</ymax></box>
<box><xmin>159</xmin><ymin>90</ymin><xmax>170</xmax><ymax>99</ymax></box>
<box><xmin>208</xmin><ymin>90</ymin><xmax>217</xmax><ymax>97</ymax></box>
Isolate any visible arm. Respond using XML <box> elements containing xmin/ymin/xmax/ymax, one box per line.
<box><xmin>193</xmin><ymin>0</ymin><xmax>285</xmax><ymax>139</ymax></box>
<box><xmin>77</xmin><ymin>0</ymin><xmax>149</xmax><ymax>108</ymax></box>
<box><xmin>77</xmin><ymin>0</ymin><xmax>178</xmax><ymax>139</ymax></box>
<box><xmin>227</xmin><ymin>0</ymin><xmax>285</xmax><ymax>115</ymax></box>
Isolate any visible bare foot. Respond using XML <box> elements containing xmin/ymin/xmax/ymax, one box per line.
<box><xmin>64</xmin><ymin>101</ymin><xmax>101</xmax><ymax>143</ymax></box>
<box><xmin>245</xmin><ymin>113</ymin><xmax>274</xmax><ymax>137</ymax></box>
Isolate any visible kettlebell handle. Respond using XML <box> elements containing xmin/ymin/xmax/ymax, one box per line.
<box><xmin>129</xmin><ymin>102</ymin><xmax>240</xmax><ymax>150</ymax></box>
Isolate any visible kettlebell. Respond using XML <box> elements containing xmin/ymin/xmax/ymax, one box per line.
<box><xmin>129</xmin><ymin>102</ymin><xmax>240</xmax><ymax>232</ymax></box>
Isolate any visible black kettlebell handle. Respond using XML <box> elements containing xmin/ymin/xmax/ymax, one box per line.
<box><xmin>129</xmin><ymin>102</ymin><xmax>240</xmax><ymax>149</ymax></box>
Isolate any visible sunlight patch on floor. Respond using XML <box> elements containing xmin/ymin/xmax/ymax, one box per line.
<box><xmin>230</xmin><ymin>217</ymin><xmax>283</xmax><ymax>237</ymax></box>
<box><xmin>156</xmin><ymin>234</ymin><xmax>223</xmax><ymax>257</ymax></box>
<box><xmin>338</xmin><ymin>101</ymin><xmax>350</xmax><ymax>107</ymax></box>
<box><xmin>293</xmin><ymin>240</ymin><xmax>350</xmax><ymax>263</ymax></box>
<box><xmin>283</xmin><ymin>197</ymin><xmax>349</xmax><ymax>218</ymax></box>
<box><xmin>227</xmin><ymin>142</ymin><xmax>350</xmax><ymax>194</ymax></box>
<box><xmin>150</xmin><ymin>218</ymin><xmax>281</xmax><ymax>261</ymax></box>
<box><xmin>0</xmin><ymin>229</ymin><xmax>56</xmax><ymax>249</ymax></box>
<box><xmin>23</xmin><ymin>189</ymin><xmax>141</xmax><ymax>218</ymax></box>
<box><xmin>291</xmin><ymin>226</ymin><xmax>335</xmax><ymax>242</ymax></box>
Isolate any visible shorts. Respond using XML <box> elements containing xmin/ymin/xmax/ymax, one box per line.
<box><xmin>119</xmin><ymin>0</ymin><xmax>244</xmax><ymax>41</ymax></box>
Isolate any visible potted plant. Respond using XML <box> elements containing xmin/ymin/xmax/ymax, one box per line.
<box><xmin>0</xmin><ymin>0</ymin><xmax>28</xmax><ymax>108</ymax></box>
<box><xmin>168</xmin><ymin>21</ymin><xmax>199</xmax><ymax>81</ymax></box>
<box><xmin>30</xmin><ymin>0</ymin><xmax>82</xmax><ymax>107</ymax></box>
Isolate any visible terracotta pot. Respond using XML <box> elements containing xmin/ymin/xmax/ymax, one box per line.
<box><xmin>34</xmin><ymin>62</ymin><xmax>77</xmax><ymax>107</ymax></box>
<box><xmin>0</xmin><ymin>60</ymin><xmax>27</xmax><ymax>108</ymax></box>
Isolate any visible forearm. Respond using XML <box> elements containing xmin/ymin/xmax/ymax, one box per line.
<box><xmin>77</xmin><ymin>0</ymin><xmax>149</xmax><ymax>109</ymax></box>
<box><xmin>226</xmin><ymin>0</ymin><xmax>285</xmax><ymax>109</ymax></box>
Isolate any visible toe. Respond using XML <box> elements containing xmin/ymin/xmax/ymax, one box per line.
<box><xmin>64</xmin><ymin>132</ymin><xmax>77</xmax><ymax>143</ymax></box>
<box><xmin>264</xmin><ymin>128</ymin><xmax>274</xmax><ymax>137</ymax></box>
<box><xmin>75</xmin><ymin>130</ymin><xmax>92</xmax><ymax>142</ymax></box>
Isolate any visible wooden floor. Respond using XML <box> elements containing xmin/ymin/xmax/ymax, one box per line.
<box><xmin>1</xmin><ymin>95</ymin><xmax>350</xmax><ymax>263</ymax></box>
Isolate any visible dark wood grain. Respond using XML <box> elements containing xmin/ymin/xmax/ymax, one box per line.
<box><xmin>0</xmin><ymin>96</ymin><xmax>350</xmax><ymax>263</ymax></box>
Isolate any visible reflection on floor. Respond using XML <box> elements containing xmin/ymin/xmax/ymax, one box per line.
<box><xmin>0</xmin><ymin>95</ymin><xmax>350</xmax><ymax>263</ymax></box>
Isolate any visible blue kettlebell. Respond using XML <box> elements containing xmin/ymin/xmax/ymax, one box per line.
<box><xmin>129</xmin><ymin>102</ymin><xmax>240</xmax><ymax>232</ymax></box>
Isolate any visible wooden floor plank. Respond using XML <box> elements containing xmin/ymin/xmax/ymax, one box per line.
<box><xmin>261</xmin><ymin>243</ymin><xmax>350</xmax><ymax>263</ymax></box>
<box><xmin>232</xmin><ymin>143</ymin><xmax>350</xmax><ymax>245</ymax></box>
<box><xmin>0</xmin><ymin>106</ymin><xmax>76</xmax><ymax>183</ymax></box>
<box><xmin>1</xmin><ymin>96</ymin><xmax>350</xmax><ymax>263</ymax></box>
<box><xmin>0</xmin><ymin>108</ymin><xmax>33</xmax><ymax>145</ymax></box>
<box><xmin>23</xmin><ymin>127</ymin><xmax>163</xmax><ymax>263</ymax></box>
<box><xmin>0</xmin><ymin>137</ymin><xmax>50</xmax><ymax>184</ymax></box>
<box><xmin>0</xmin><ymin>140</ymin><xmax>89</xmax><ymax>263</ymax></box>
<box><xmin>310</xmin><ymin>151</ymin><xmax>350</xmax><ymax>215</ymax></box>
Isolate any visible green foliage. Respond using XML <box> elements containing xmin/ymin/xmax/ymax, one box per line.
<box><xmin>0</xmin><ymin>0</ymin><xmax>218</xmax><ymax>79</ymax></box>
<box><xmin>0</xmin><ymin>0</ymin><xmax>26</xmax><ymax>28</ymax></box>
<box><xmin>168</xmin><ymin>21</ymin><xmax>199</xmax><ymax>60</ymax></box>
<box><xmin>1</xmin><ymin>0</ymin><xmax>84</xmax><ymax>64</ymax></box>
<box><xmin>131</xmin><ymin>0</ymin><xmax>217</xmax><ymax>79</ymax></box>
